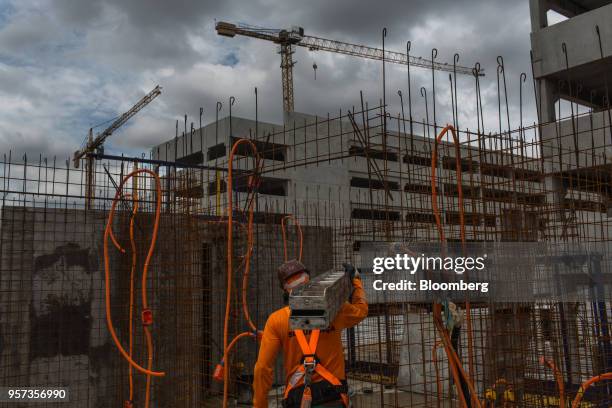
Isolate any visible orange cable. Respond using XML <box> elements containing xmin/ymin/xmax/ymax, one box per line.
<box><xmin>110</xmin><ymin>225</ymin><xmax>126</xmax><ymax>253</ymax></box>
<box><xmin>241</xmin><ymin>205</ymin><xmax>257</xmax><ymax>332</ymax></box>
<box><xmin>103</xmin><ymin>169</ymin><xmax>165</xmax><ymax>378</ymax></box>
<box><xmin>220</xmin><ymin>144</ymin><xmax>304</xmax><ymax>406</ymax></box>
<box><xmin>571</xmin><ymin>372</ymin><xmax>612</xmax><ymax>408</ymax></box>
<box><xmin>128</xmin><ymin>190</ymin><xmax>138</xmax><ymax>402</ymax></box>
<box><xmin>431</xmin><ymin>125</ymin><xmax>480</xmax><ymax>408</ymax></box>
<box><xmin>224</xmin><ymin>139</ymin><xmax>258</xmax><ymax>408</ymax></box>
<box><xmin>539</xmin><ymin>356</ymin><xmax>564</xmax><ymax>408</ymax></box>
<box><xmin>131</xmin><ymin>170</ymin><xmax>154</xmax><ymax>408</ymax></box>
<box><xmin>432</xmin><ymin>303</ymin><xmax>473</xmax><ymax>408</ymax></box>
<box><xmin>144</xmin><ymin>326</ymin><xmax>154</xmax><ymax>407</ymax></box>
<box><xmin>227</xmin><ymin>331</ymin><xmax>258</xmax><ymax>358</ymax></box>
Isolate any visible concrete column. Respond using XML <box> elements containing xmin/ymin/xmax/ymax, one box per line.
<box><xmin>545</xmin><ymin>175</ymin><xmax>566</xmax><ymax>226</ymax></box>
<box><xmin>529</xmin><ymin>0</ymin><xmax>548</xmax><ymax>31</ymax></box>
<box><xmin>538</xmin><ymin>79</ymin><xmax>558</xmax><ymax>123</ymax></box>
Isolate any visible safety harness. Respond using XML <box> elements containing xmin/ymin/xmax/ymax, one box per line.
<box><xmin>283</xmin><ymin>329</ymin><xmax>349</xmax><ymax>408</ymax></box>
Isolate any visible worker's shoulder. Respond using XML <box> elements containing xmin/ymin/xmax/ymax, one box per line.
<box><xmin>267</xmin><ymin>306</ymin><xmax>290</xmax><ymax>325</ymax></box>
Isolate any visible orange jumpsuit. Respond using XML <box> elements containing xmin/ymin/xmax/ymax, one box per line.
<box><xmin>253</xmin><ymin>278</ymin><xmax>368</xmax><ymax>408</ymax></box>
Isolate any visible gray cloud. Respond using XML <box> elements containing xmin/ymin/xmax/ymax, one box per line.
<box><xmin>0</xmin><ymin>0</ymin><xmax>543</xmax><ymax>159</ymax></box>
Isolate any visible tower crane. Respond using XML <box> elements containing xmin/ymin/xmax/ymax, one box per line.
<box><xmin>216</xmin><ymin>21</ymin><xmax>482</xmax><ymax>112</ymax></box>
<box><xmin>73</xmin><ymin>85</ymin><xmax>162</xmax><ymax>167</ymax></box>
<box><xmin>73</xmin><ymin>85</ymin><xmax>162</xmax><ymax>208</ymax></box>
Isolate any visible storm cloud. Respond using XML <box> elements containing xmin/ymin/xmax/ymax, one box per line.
<box><xmin>0</xmin><ymin>0</ymin><xmax>562</xmax><ymax>159</ymax></box>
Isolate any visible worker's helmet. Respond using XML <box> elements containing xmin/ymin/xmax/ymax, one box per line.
<box><xmin>278</xmin><ymin>260</ymin><xmax>309</xmax><ymax>291</ymax></box>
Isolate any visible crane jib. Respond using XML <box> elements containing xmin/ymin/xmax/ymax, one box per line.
<box><xmin>215</xmin><ymin>20</ymin><xmax>484</xmax><ymax>112</ymax></box>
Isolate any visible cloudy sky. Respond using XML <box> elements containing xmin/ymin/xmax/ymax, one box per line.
<box><xmin>0</xmin><ymin>0</ymin><xmax>566</xmax><ymax>159</ymax></box>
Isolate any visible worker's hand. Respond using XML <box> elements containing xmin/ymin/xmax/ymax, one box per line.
<box><xmin>343</xmin><ymin>263</ymin><xmax>360</xmax><ymax>280</ymax></box>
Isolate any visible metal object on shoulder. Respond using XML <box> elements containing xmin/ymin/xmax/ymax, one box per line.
<box><xmin>289</xmin><ymin>269</ymin><xmax>351</xmax><ymax>330</ymax></box>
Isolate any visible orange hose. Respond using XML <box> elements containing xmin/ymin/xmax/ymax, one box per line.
<box><xmin>128</xmin><ymin>190</ymin><xmax>138</xmax><ymax>402</ymax></box>
<box><xmin>103</xmin><ymin>168</ymin><xmax>165</xmax><ymax>377</ymax></box>
<box><xmin>539</xmin><ymin>357</ymin><xmax>564</xmax><ymax>408</ymax></box>
<box><xmin>144</xmin><ymin>326</ymin><xmax>154</xmax><ymax>407</ymax></box>
<box><xmin>281</xmin><ymin>215</ymin><xmax>304</xmax><ymax>262</ymax></box>
<box><xmin>241</xmin><ymin>194</ymin><xmax>257</xmax><ymax>333</ymax></box>
<box><xmin>224</xmin><ymin>139</ymin><xmax>258</xmax><ymax>408</ymax></box>
<box><xmin>571</xmin><ymin>372</ymin><xmax>612</xmax><ymax>408</ymax></box>
<box><xmin>432</xmin><ymin>303</ymin><xmax>477</xmax><ymax>408</ymax></box>
<box><xmin>431</xmin><ymin>126</ymin><xmax>465</xmax><ymax>243</ymax></box>
<box><xmin>226</xmin><ymin>331</ymin><xmax>259</xmax><ymax>357</ymax></box>
<box><xmin>136</xmin><ymin>169</ymin><xmax>161</xmax><ymax>408</ymax></box>
<box><xmin>430</xmin><ymin>125</ymin><xmax>480</xmax><ymax>408</ymax></box>
<box><xmin>220</xmin><ymin>144</ymin><xmax>303</xmax><ymax>406</ymax></box>
<box><xmin>111</xmin><ymin>189</ymin><xmax>148</xmax><ymax>406</ymax></box>
<box><xmin>132</xmin><ymin>171</ymin><xmax>154</xmax><ymax>408</ymax></box>
<box><xmin>110</xmin><ymin>225</ymin><xmax>126</xmax><ymax>253</ymax></box>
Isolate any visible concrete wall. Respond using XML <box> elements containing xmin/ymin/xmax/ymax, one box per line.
<box><xmin>0</xmin><ymin>207</ymin><xmax>114</xmax><ymax>407</ymax></box>
<box><xmin>541</xmin><ymin>108</ymin><xmax>612</xmax><ymax>172</ymax></box>
<box><xmin>531</xmin><ymin>3</ymin><xmax>612</xmax><ymax>79</ymax></box>
<box><xmin>0</xmin><ymin>205</ymin><xmax>335</xmax><ymax>406</ymax></box>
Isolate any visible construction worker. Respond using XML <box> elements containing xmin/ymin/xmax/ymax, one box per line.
<box><xmin>253</xmin><ymin>261</ymin><xmax>368</xmax><ymax>408</ymax></box>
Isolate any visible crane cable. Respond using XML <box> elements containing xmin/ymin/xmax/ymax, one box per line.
<box><xmin>431</xmin><ymin>125</ymin><xmax>481</xmax><ymax>408</ymax></box>
<box><xmin>103</xmin><ymin>168</ymin><xmax>165</xmax><ymax>408</ymax></box>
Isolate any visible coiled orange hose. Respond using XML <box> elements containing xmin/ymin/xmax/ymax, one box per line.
<box><xmin>103</xmin><ymin>189</ymin><xmax>140</xmax><ymax>405</ymax></box>
<box><xmin>103</xmin><ymin>168</ymin><xmax>165</xmax><ymax>381</ymax></box>
<box><xmin>539</xmin><ymin>356</ymin><xmax>564</xmax><ymax>408</ymax></box>
<box><xmin>431</xmin><ymin>124</ymin><xmax>481</xmax><ymax>408</ymax></box>
<box><xmin>571</xmin><ymin>372</ymin><xmax>612</xmax><ymax>408</ymax></box>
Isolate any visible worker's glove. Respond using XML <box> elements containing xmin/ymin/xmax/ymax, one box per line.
<box><xmin>343</xmin><ymin>263</ymin><xmax>360</xmax><ymax>280</ymax></box>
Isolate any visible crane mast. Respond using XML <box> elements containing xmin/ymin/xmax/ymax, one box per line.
<box><xmin>73</xmin><ymin>85</ymin><xmax>162</xmax><ymax>208</ymax></box>
<box><xmin>216</xmin><ymin>21</ymin><xmax>482</xmax><ymax>112</ymax></box>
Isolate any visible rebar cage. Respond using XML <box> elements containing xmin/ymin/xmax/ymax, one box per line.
<box><xmin>1</xmin><ymin>49</ymin><xmax>612</xmax><ymax>407</ymax></box>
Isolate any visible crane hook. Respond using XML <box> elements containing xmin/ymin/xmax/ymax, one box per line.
<box><xmin>312</xmin><ymin>62</ymin><xmax>318</xmax><ymax>80</ymax></box>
